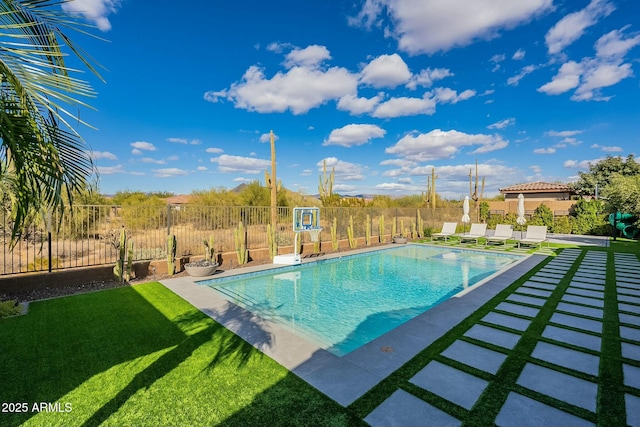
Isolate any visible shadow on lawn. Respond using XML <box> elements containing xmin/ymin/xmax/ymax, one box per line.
<box><xmin>0</xmin><ymin>285</ymin><xmax>271</xmax><ymax>427</ymax></box>
<box><xmin>81</xmin><ymin>299</ymin><xmax>274</xmax><ymax>426</ymax></box>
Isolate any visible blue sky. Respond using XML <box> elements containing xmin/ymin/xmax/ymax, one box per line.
<box><xmin>67</xmin><ymin>0</ymin><xmax>640</xmax><ymax>198</ymax></box>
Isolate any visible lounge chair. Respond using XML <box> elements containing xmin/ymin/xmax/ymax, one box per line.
<box><xmin>485</xmin><ymin>224</ymin><xmax>513</xmax><ymax>246</ymax></box>
<box><xmin>518</xmin><ymin>225</ymin><xmax>548</xmax><ymax>249</ymax></box>
<box><xmin>431</xmin><ymin>222</ymin><xmax>457</xmax><ymax>242</ymax></box>
<box><xmin>457</xmin><ymin>223</ymin><xmax>487</xmax><ymax>245</ymax></box>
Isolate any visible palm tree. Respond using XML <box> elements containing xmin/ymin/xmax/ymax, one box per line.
<box><xmin>0</xmin><ymin>0</ymin><xmax>101</xmax><ymax>240</ymax></box>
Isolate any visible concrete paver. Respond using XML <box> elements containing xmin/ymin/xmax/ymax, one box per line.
<box><xmin>622</xmin><ymin>342</ymin><xmax>640</xmax><ymax>361</ymax></box>
<box><xmin>441</xmin><ymin>340</ymin><xmax>507</xmax><ymax>374</ymax></box>
<box><xmin>619</xmin><ymin>313</ymin><xmax>640</xmax><ymax>327</ymax></box>
<box><xmin>561</xmin><ymin>294</ymin><xmax>605</xmax><ymax>309</ymax></box>
<box><xmin>550</xmin><ymin>313</ymin><xmax>602</xmax><ymax>334</ymax></box>
<box><xmin>621</xmin><ymin>326</ymin><xmax>640</xmax><ymax>342</ymax></box>
<box><xmin>464</xmin><ymin>324</ymin><xmax>522</xmax><ymax>349</ymax></box>
<box><xmin>410</xmin><ymin>361</ymin><xmax>488</xmax><ymax>410</ymax></box>
<box><xmin>482</xmin><ymin>312</ymin><xmax>532</xmax><ymax>332</ymax></box>
<box><xmin>495</xmin><ymin>392</ymin><xmax>594</xmax><ymax>427</ymax></box>
<box><xmin>623</xmin><ymin>364</ymin><xmax>640</xmax><ymax>389</ymax></box>
<box><xmin>495</xmin><ymin>301</ymin><xmax>540</xmax><ymax>318</ymax></box>
<box><xmin>531</xmin><ymin>341</ymin><xmax>600</xmax><ymax>376</ymax></box>
<box><xmin>364</xmin><ymin>389</ymin><xmax>461</xmax><ymax>427</ymax></box>
<box><xmin>517</xmin><ymin>363</ymin><xmax>598</xmax><ymax>412</ymax></box>
<box><xmin>507</xmin><ymin>293</ymin><xmax>546</xmax><ymax>306</ymax></box>
<box><xmin>626</xmin><ymin>394</ymin><xmax>640</xmax><ymax>427</ymax></box>
<box><xmin>556</xmin><ymin>302</ymin><xmax>603</xmax><ymax>319</ymax></box>
<box><xmin>541</xmin><ymin>325</ymin><xmax>601</xmax><ymax>352</ymax></box>
<box><xmin>517</xmin><ymin>287</ymin><xmax>553</xmax><ymax>298</ymax></box>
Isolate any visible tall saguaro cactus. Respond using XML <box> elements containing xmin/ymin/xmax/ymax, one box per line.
<box><xmin>318</xmin><ymin>159</ymin><xmax>335</xmax><ymax>203</ymax></box>
<box><xmin>234</xmin><ymin>222</ymin><xmax>248</xmax><ymax>265</ymax></box>
<box><xmin>331</xmin><ymin>217</ymin><xmax>339</xmax><ymax>251</ymax></box>
<box><xmin>265</xmin><ymin>130</ymin><xmax>281</xmax><ymax>235</ymax></box>
<box><xmin>113</xmin><ymin>227</ymin><xmax>127</xmax><ymax>282</ymax></box>
<box><xmin>347</xmin><ymin>215</ymin><xmax>356</xmax><ymax>249</ymax></box>
<box><xmin>167</xmin><ymin>234</ymin><xmax>177</xmax><ymax>275</ymax></box>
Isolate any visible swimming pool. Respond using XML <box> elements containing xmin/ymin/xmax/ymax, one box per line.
<box><xmin>200</xmin><ymin>245</ymin><xmax>521</xmax><ymax>356</ymax></box>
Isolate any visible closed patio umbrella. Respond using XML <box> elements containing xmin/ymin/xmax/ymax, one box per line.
<box><xmin>516</xmin><ymin>193</ymin><xmax>526</xmax><ymax>237</ymax></box>
<box><xmin>462</xmin><ymin>195</ymin><xmax>471</xmax><ymax>233</ymax></box>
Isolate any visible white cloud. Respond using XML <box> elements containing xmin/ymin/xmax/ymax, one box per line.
<box><xmin>385</xmin><ymin>129</ymin><xmax>508</xmax><ymax>161</ymax></box>
<box><xmin>407</xmin><ymin>68</ymin><xmax>453</xmax><ymax>89</ymax></box>
<box><xmin>591</xmin><ymin>143</ymin><xmax>622</xmax><ymax>152</ymax></box>
<box><xmin>197</xmin><ymin>166</ymin><xmax>208</xmax><ymax>171</ymax></box>
<box><xmin>337</xmin><ymin>93</ymin><xmax>383</xmax><ymax>115</ymax></box>
<box><xmin>545</xmin><ymin>0</ymin><xmax>615</xmax><ymax>55</ymax></box>
<box><xmin>210</xmin><ymin>154</ymin><xmax>271</xmax><ymax>174</ymax></box>
<box><xmin>491</xmin><ymin>53</ymin><xmax>506</xmax><ymax>63</ymax></box>
<box><xmin>433</xmin><ymin>87</ymin><xmax>476</xmax><ymax>104</ymax></box>
<box><xmin>533</xmin><ymin>147</ymin><xmax>556</xmax><ymax>154</ymax></box>
<box><xmin>205</xmin><ymin>147</ymin><xmax>224</xmax><ymax>154</ymax></box>
<box><xmin>540</xmin><ymin>26</ymin><xmax>639</xmax><ymax>101</ymax></box>
<box><xmin>507</xmin><ymin>64</ymin><xmax>538</xmax><ymax>86</ymax></box>
<box><xmin>259</xmin><ymin>132</ymin><xmax>279</xmax><ymax>143</ymax></box>
<box><xmin>538</xmin><ymin>60</ymin><xmax>583</xmax><ymax>94</ymax></box>
<box><xmin>205</xmin><ymin>61</ymin><xmax>358</xmax><ymax>114</ymax></box>
<box><xmin>167</xmin><ymin>137</ymin><xmax>201</xmax><ymax>145</ymax></box>
<box><xmin>153</xmin><ymin>168</ymin><xmax>187</xmax><ymax>178</ymax></box>
<box><xmin>398</xmin><ymin>177</ymin><xmax>413</xmax><ymax>184</ymax></box>
<box><xmin>545</xmin><ymin>130</ymin><xmax>583</xmax><ymax>137</ymax></box>
<box><xmin>512</xmin><ymin>49</ymin><xmax>526</xmax><ymax>60</ymax></box>
<box><xmin>596</xmin><ymin>27</ymin><xmax>640</xmax><ymax>59</ymax></box>
<box><xmin>283</xmin><ymin>45</ymin><xmax>331</xmax><ymax>69</ymax></box>
<box><xmin>351</xmin><ymin>0</ymin><xmax>553</xmax><ymax>54</ymax></box>
<box><xmin>62</xmin><ymin>0</ymin><xmax>121</xmax><ymax>32</ymax></box>
<box><xmin>142</xmin><ymin>157</ymin><xmax>166</xmax><ymax>164</ymax></box>
<box><xmin>90</xmin><ymin>151</ymin><xmax>117</xmax><ymax>160</ymax></box>
<box><xmin>360</xmin><ymin>54</ymin><xmax>412</xmax><ymax>88</ymax></box>
<box><xmin>563</xmin><ymin>158</ymin><xmax>603</xmax><ymax>169</ymax></box>
<box><xmin>372</xmin><ymin>96</ymin><xmax>436</xmax><ymax>118</ymax></box>
<box><xmin>317</xmin><ymin>157</ymin><xmax>366</xmax><ymax>181</ymax></box>
<box><xmin>572</xmin><ymin>59</ymin><xmax>633</xmax><ymax>101</ymax></box>
<box><xmin>96</xmin><ymin>165</ymin><xmax>124</xmax><ymax>175</ymax></box>
<box><xmin>380</xmin><ymin>158</ymin><xmax>416</xmax><ymax>167</ymax></box>
<box><xmin>130</xmin><ymin>141</ymin><xmax>156</xmax><ymax>152</ymax></box>
<box><xmin>375</xmin><ymin>182</ymin><xmax>409</xmax><ymax>191</ymax></box>
<box><xmin>487</xmin><ymin>118</ymin><xmax>515</xmax><ymax>129</ymax></box>
<box><xmin>323</xmin><ymin>124</ymin><xmax>386</xmax><ymax>147</ymax></box>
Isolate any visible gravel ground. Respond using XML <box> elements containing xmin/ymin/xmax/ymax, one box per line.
<box><xmin>0</xmin><ymin>270</ymin><xmax>190</xmax><ymax>303</ymax></box>
<box><xmin>0</xmin><ymin>257</ymin><xmax>273</xmax><ymax>303</ymax></box>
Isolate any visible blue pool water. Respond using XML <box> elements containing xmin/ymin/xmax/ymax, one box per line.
<box><xmin>200</xmin><ymin>245</ymin><xmax>521</xmax><ymax>356</ymax></box>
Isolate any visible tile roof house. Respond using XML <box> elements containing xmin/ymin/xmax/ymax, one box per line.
<box><xmin>499</xmin><ymin>182</ymin><xmax>574</xmax><ymax>201</ymax></box>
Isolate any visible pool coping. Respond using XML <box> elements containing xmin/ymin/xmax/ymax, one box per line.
<box><xmin>160</xmin><ymin>244</ymin><xmax>547</xmax><ymax>406</ymax></box>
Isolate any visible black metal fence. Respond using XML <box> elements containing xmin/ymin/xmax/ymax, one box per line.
<box><xmin>1</xmin><ymin>205</ymin><xmax>468</xmax><ymax>275</ymax></box>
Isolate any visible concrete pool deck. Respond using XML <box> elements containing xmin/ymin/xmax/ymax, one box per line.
<box><xmin>160</xmin><ymin>240</ymin><xmax>640</xmax><ymax>426</ymax></box>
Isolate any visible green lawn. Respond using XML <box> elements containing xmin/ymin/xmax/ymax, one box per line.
<box><xmin>0</xmin><ymin>283</ymin><xmax>365</xmax><ymax>427</ymax></box>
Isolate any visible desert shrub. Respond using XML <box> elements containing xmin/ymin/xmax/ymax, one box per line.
<box><xmin>552</xmin><ymin>216</ymin><xmax>572</xmax><ymax>234</ymax></box>
<box><xmin>529</xmin><ymin>204</ymin><xmax>554</xmax><ymax>228</ymax></box>
<box><xmin>570</xmin><ymin>199</ymin><xmax>607</xmax><ymax>235</ymax></box>
<box><xmin>0</xmin><ymin>300</ymin><xmax>23</xmax><ymax>318</ymax></box>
